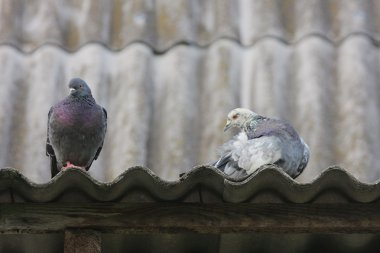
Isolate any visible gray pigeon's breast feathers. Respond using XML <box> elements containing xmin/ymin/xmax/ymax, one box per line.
<box><xmin>53</xmin><ymin>99</ymin><xmax>103</xmax><ymax>129</ymax></box>
<box><xmin>48</xmin><ymin>97</ymin><xmax>107</xmax><ymax>169</ymax></box>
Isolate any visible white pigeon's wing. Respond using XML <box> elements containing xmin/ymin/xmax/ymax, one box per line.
<box><xmin>215</xmin><ymin>132</ymin><xmax>283</xmax><ymax>176</ymax></box>
<box><xmin>238</xmin><ymin>136</ymin><xmax>282</xmax><ymax>174</ymax></box>
<box><xmin>245</xmin><ymin>118</ymin><xmax>310</xmax><ymax>178</ymax></box>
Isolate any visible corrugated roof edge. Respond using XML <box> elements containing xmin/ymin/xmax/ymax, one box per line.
<box><xmin>0</xmin><ymin>165</ymin><xmax>379</xmax><ymax>203</ymax></box>
<box><xmin>1</xmin><ymin>32</ymin><xmax>379</xmax><ymax>54</ymax></box>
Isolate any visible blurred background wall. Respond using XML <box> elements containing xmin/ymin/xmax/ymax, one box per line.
<box><xmin>0</xmin><ymin>0</ymin><xmax>380</xmax><ymax>183</ymax></box>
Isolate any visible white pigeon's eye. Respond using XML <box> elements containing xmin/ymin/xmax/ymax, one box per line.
<box><xmin>232</xmin><ymin>114</ymin><xmax>239</xmax><ymax>120</ymax></box>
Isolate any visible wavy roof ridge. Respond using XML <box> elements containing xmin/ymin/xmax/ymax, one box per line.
<box><xmin>1</xmin><ymin>165</ymin><xmax>379</xmax><ymax>203</ymax></box>
<box><xmin>1</xmin><ymin>32</ymin><xmax>379</xmax><ymax>55</ymax></box>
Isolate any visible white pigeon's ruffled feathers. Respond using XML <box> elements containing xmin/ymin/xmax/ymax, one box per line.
<box><xmin>218</xmin><ymin>132</ymin><xmax>283</xmax><ymax>175</ymax></box>
<box><xmin>214</xmin><ymin>109</ymin><xmax>310</xmax><ymax>179</ymax></box>
<box><xmin>218</xmin><ymin>132</ymin><xmax>248</xmax><ymax>176</ymax></box>
<box><xmin>239</xmin><ymin>136</ymin><xmax>282</xmax><ymax>174</ymax></box>
<box><xmin>228</xmin><ymin>132</ymin><xmax>248</xmax><ymax>160</ymax></box>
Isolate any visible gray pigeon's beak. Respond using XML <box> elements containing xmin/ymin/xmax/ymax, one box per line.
<box><xmin>69</xmin><ymin>88</ymin><xmax>76</xmax><ymax>94</ymax></box>
<box><xmin>224</xmin><ymin>120</ymin><xmax>232</xmax><ymax>132</ymax></box>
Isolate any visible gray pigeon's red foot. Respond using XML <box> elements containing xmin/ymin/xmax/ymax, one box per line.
<box><xmin>62</xmin><ymin>161</ymin><xmax>86</xmax><ymax>171</ymax></box>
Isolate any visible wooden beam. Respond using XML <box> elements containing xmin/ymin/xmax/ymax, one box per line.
<box><xmin>64</xmin><ymin>229</ymin><xmax>101</xmax><ymax>253</ymax></box>
<box><xmin>1</xmin><ymin>203</ymin><xmax>380</xmax><ymax>234</ymax></box>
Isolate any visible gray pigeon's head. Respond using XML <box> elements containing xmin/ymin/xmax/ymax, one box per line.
<box><xmin>68</xmin><ymin>78</ymin><xmax>92</xmax><ymax>97</ymax></box>
<box><xmin>224</xmin><ymin>108</ymin><xmax>257</xmax><ymax>132</ymax></box>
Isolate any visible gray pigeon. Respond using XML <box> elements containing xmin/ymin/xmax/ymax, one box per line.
<box><xmin>214</xmin><ymin>108</ymin><xmax>309</xmax><ymax>179</ymax></box>
<box><xmin>46</xmin><ymin>78</ymin><xmax>107</xmax><ymax>177</ymax></box>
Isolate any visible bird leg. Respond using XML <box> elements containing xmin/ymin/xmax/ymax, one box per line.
<box><xmin>62</xmin><ymin>161</ymin><xmax>86</xmax><ymax>171</ymax></box>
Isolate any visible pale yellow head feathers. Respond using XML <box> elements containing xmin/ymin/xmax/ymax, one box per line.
<box><xmin>224</xmin><ymin>108</ymin><xmax>257</xmax><ymax>132</ymax></box>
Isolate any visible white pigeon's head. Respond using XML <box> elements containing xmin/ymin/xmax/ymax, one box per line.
<box><xmin>224</xmin><ymin>108</ymin><xmax>257</xmax><ymax>132</ymax></box>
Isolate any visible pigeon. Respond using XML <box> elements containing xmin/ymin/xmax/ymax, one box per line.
<box><xmin>213</xmin><ymin>108</ymin><xmax>309</xmax><ymax>179</ymax></box>
<box><xmin>46</xmin><ymin>78</ymin><xmax>107</xmax><ymax>177</ymax></box>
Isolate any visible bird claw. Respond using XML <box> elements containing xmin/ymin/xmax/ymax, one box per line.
<box><xmin>62</xmin><ymin>161</ymin><xmax>85</xmax><ymax>171</ymax></box>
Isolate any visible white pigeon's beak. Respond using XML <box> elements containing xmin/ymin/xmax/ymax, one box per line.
<box><xmin>224</xmin><ymin>120</ymin><xmax>232</xmax><ymax>132</ymax></box>
<box><xmin>69</xmin><ymin>88</ymin><xmax>76</xmax><ymax>94</ymax></box>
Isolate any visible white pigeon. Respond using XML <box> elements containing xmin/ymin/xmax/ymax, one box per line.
<box><xmin>213</xmin><ymin>108</ymin><xmax>310</xmax><ymax>179</ymax></box>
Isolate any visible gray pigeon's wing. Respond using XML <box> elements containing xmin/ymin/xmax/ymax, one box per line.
<box><xmin>46</xmin><ymin>107</ymin><xmax>59</xmax><ymax>177</ymax></box>
<box><xmin>93</xmin><ymin>107</ymin><xmax>107</xmax><ymax>161</ymax></box>
<box><xmin>46</xmin><ymin>108</ymin><xmax>54</xmax><ymax>156</ymax></box>
<box><xmin>93</xmin><ymin>146</ymin><xmax>103</xmax><ymax>161</ymax></box>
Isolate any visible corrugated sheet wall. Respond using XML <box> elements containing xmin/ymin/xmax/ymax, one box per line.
<box><xmin>0</xmin><ymin>0</ymin><xmax>380</xmax><ymax>183</ymax></box>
